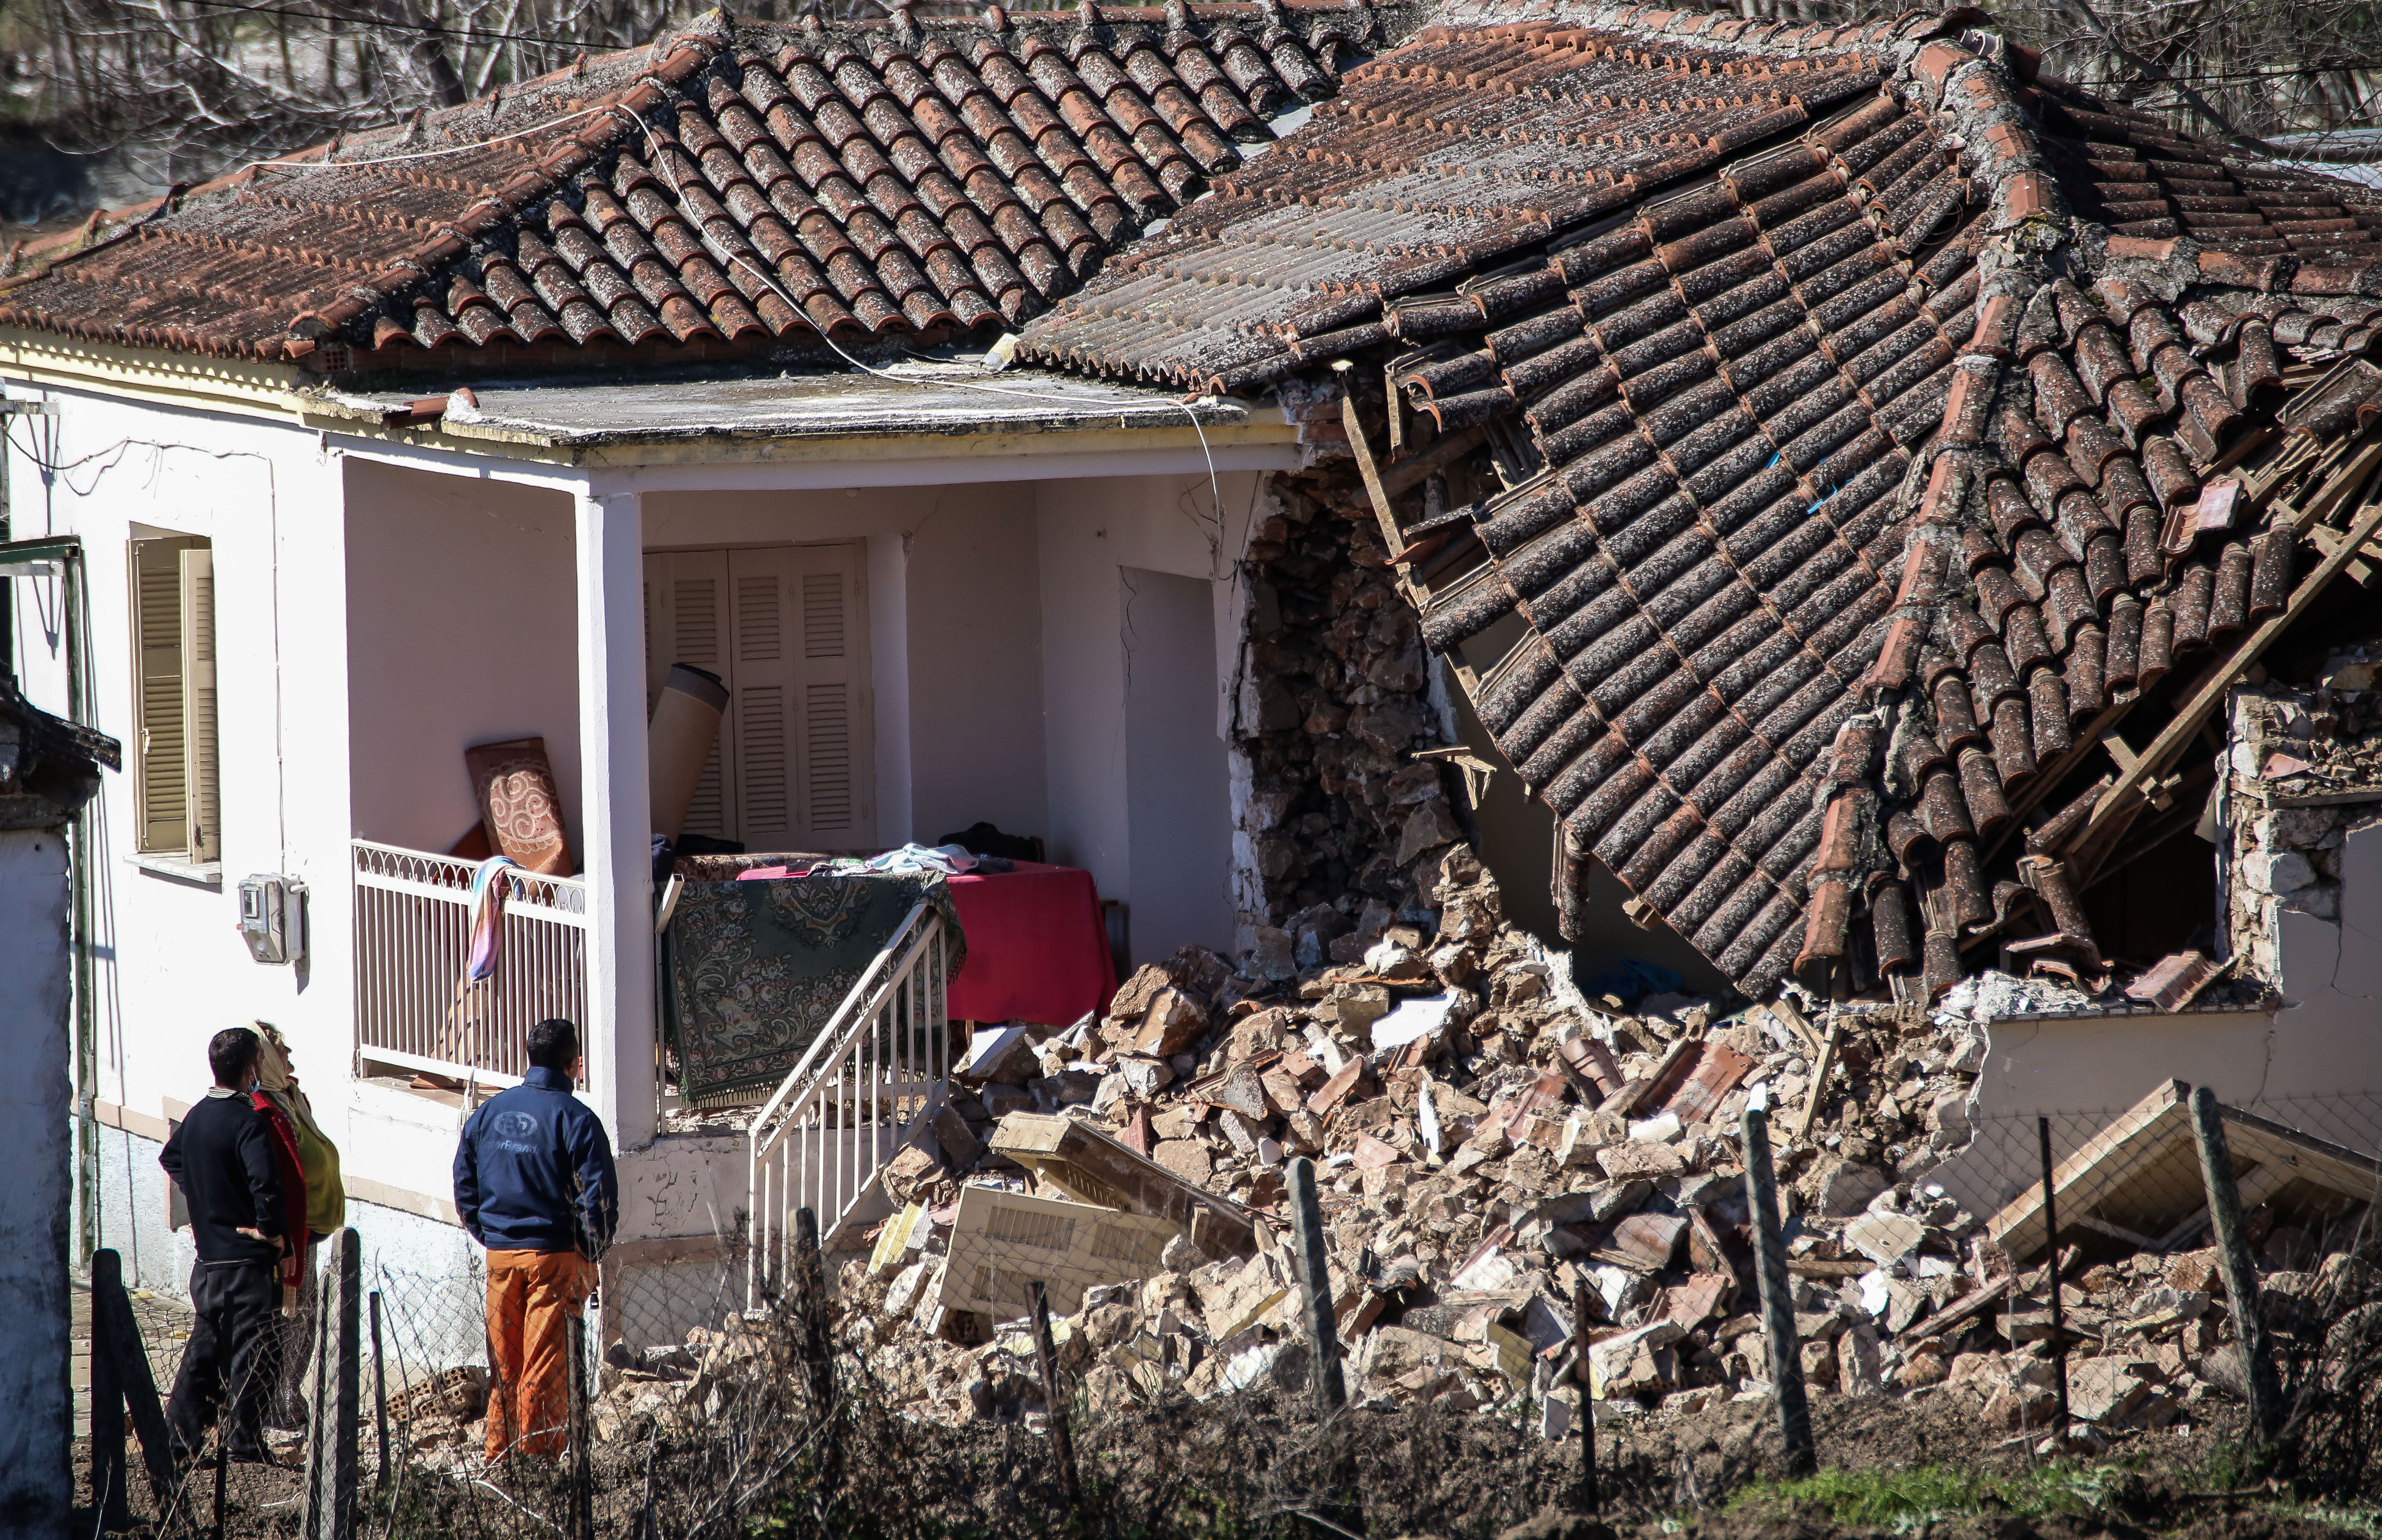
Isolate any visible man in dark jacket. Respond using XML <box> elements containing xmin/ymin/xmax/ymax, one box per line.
<box><xmin>454</xmin><ymin>1018</ymin><xmax>617</xmax><ymax>1461</ymax></box>
<box><xmin>160</xmin><ymin>1027</ymin><xmax>287</xmax><ymax>1462</ymax></box>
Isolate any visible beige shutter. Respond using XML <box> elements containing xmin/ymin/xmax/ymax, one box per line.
<box><xmin>179</xmin><ymin>547</ymin><xmax>221</xmax><ymax>863</ymax></box>
<box><xmin>642</xmin><ymin>550</ymin><xmax>737</xmax><ymax>839</ymax></box>
<box><xmin>722</xmin><ymin>543</ymin><xmax>873</xmax><ymax>852</ymax></box>
<box><xmin>793</xmin><ymin>554</ymin><xmax>867</xmax><ymax>843</ymax></box>
<box><xmin>729</xmin><ymin>548</ymin><xmax>794</xmax><ymax>844</ymax></box>
<box><xmin>130</xmin><ymin>539</ymin><xmax>189</xmax><ymax>853</ymax></box>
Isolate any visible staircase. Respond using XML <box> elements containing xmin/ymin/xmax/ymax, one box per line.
<box><xmin>745</xmin><ymin>901</ymin><xmax>953</xmax><ymax>1308</ymax></box>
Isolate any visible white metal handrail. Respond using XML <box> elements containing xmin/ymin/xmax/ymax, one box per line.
<box><xmin>747</xmin><ymin>900</ymin><xmax>950</xmax><ymax>1308</ymax></box>
<box><xmin>351</xmin><ymin>839</ymin><xmax>590</xmax><ymax>1086</ymax></box>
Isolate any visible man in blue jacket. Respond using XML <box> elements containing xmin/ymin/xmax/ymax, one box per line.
<box><xmin>453</xmin><ymin>1018</ymin><xmax>617</xmax><ymax>1461</ymax></box>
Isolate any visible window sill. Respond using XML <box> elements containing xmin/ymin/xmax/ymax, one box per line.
<box><xmin>127</xmin><ymin>852</ymin><xmax>223</xmax><ymax>887</ymax></box>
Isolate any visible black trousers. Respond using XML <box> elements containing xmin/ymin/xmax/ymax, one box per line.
<box><xmin>166</xmin><ymin>1258</ymin><xmax>281</xmax><ymax>1457</ymax></box>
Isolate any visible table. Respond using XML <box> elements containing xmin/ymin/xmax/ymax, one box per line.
<box><xmin>945</xmin><ymin>860</ymin><xmax>1116</xmax><ymax>1026</ymax></box>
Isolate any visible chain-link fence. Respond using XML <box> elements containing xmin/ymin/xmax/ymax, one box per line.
<box><xmin>1915</xmin><ymin>1089</ymin><xmax>2382</xmax><ymax>1450</ymax></box>
<box><xmin>75</xmin><ymin>1085</ymin><xmax>2382</xmax><ymax>1536</ymax></box>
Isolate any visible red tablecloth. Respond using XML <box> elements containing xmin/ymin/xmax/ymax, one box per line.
<box><xmin>945</xmin><ymin>860</ymin><xmax>1116</xmax><ymax>1026</ymax></box>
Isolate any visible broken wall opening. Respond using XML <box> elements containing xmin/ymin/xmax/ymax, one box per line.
<box><xmin>1232</xmin><ymin>460</ymin><xmax>1704</xmax><ymax>985</ymax></box>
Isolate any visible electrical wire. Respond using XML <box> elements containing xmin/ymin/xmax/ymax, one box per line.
<box><xmin>238</xmin><ymin>101</ymin><xmax>622</xmax><ymax>173</ymax></box>
<box><xmin>606</xmin><ymin>104</ymin><xmax>1230</xmax><ymax>535</ymax></box>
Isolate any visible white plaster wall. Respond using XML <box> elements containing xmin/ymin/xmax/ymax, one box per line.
<box><xmin>1934</xmin><ymin>824</ymin><xmax>2382</xmax><ymax>1224</ymax></box>
<box><xmin>0</xmin><ymin>827</ymin><xmax>71</xmax><ymax>1527</ymax></box>
<box><xmin>97</xmin><ymin>1125</ymin><xmax>487</xmax><ymax>1368</ymax></box>
<box><xmin>1032</xmin><ymin>471</ymin><xmax>1261</xmax><ymax>932</ymax></box>
<box><xmin>1121</xmin><ymin>567</ymin><xmax>1235</xmax><ymax>961</ymax></box>
<box><xmin>344</xmin><ymin>459</ymin><xmax>581</xmax><ymax>855</ymax></box>
<box><xmin>3</xmin><ymin>387</ymin><xmax>359</xmax><ymax>1274</ymax></box>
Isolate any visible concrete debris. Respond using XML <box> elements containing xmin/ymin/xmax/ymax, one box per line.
<box><xmin>747</xmin><ymin>873</ymin><xmax>2367</xmax><ymax>1447</ymax></box>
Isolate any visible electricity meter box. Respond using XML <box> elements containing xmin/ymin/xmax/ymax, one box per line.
<box><xmin>237</xmin><ymin>874</ymin><xmax>308</xmax><ymax>965</ymax></box>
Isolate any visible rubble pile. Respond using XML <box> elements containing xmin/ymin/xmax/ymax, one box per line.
<box><xmin>821</xmin><ymin>863</ymin><xmax>2090</xmax><ymax>1437</ymax></box>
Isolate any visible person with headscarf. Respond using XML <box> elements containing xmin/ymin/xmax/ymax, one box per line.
<box><xmin>247</xmin><ymin>1022</ymin><xmax>346</xmax><ymax>1429</ymax></box>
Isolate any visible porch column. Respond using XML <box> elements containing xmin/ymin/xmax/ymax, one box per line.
<box><xmin>575</xmin><ymin>489</ymin><xmax>656</xmax><ymax>1151</ymax></box>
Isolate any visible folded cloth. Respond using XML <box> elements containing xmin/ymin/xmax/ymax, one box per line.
<box><xmin>840</xmin><ymin>842</ymin><xmax>980</xmax><ymax>876</ymax></box>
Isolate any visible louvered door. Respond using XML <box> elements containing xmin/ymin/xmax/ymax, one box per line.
<box><xmin>721</xmin><ymin>544</ymin><xmax>873</xmax><ymax>850</ymax></box>
<box><xmin>642</xmin><ymin>550</ymin><xmax>737</xmax><ymax>838</ymax></box>
<box><xmin>642</xmin><ymin>543</ymin><xmax>872</xmax><ymax>850</ymax></box>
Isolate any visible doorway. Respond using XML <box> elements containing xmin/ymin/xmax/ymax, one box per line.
<box><xmin>643</xmin><ymin>542</ymin><xmax>875</xmax><ymax>851</ymax></box>
<box><xmin>1122</xmin><ymin>568</ymin><xmax>1234</xmax><ymax>963</ymax></box>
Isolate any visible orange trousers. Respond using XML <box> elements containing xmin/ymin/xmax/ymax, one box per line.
<box><xmin>484</xmin><ymin>1249</ymin><xmax>595</xmax><ymax>1461</ymax></box>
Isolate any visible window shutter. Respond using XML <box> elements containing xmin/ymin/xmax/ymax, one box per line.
<box><xmin>642</xmin><ymin>550</ymin><xmax>737</xmax><ymax>839</ymax></box>
<box><xmin>717</xmin><ymin>543</ymin><xmax>873</xmax><ymax>851</ymax></box>
<box><xmin>793</xmin><ymin>560</ymin><xmax>863</xmax><ymax>842</ymax></box>
<box><xmin>130</xmin><ymin>539</ymin><xmax>188</xmax><ymax>854</ymax></box>
<box><xmin>731</xmin><ymin>555</ymin><xmax>793</xmax><ymax>844</ymax></box>
<box><xmin>179</xmin><ymin>547</ymin><xmax>221</xmax><ymax>863</ymax></box>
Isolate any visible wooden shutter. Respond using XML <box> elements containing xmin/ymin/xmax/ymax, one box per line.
<box><xmin>729</xmin><ymin>548</ymin><xmax>794</xmax><ymax>844</ymax></box>
<box><xmin>793</xmin><ymin>554</ymin><xmax>865</xmax><ymax>843</ymax></box>
<box><xmin>130</xmin><ymin>539</ymin><xmax>189</xmax><ymax>853</ymax></box>
<box><xmin>722</xmin><ymin>543</ymin><xmax>873</xmax><ymax>851</ymax></box>
<box><xmin>641</xmin><ymin>550</ymin><xmax>737</xmax><ymax>839</ymax></box>
<box><xmin>179</xmin><ymin>547</ymin><xmax>221</xmax><ymax>863</ymax></box>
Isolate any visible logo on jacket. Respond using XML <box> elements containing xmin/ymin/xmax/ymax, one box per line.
<box><xmin>493</xmin><ymin>1111</ymin><xmax>540</xmax><ymax>1140</ymax></box>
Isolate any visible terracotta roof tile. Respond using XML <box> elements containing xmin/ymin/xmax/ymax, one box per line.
<box><xmin>1015</xmin><ymin>6</ymin><xmax>2382</xmax><ymax>998</ymax></box>
<box><xmin>0</xmin><ymin>2</ymin><xmax>1376</xmax><ymax>362</ymax></box>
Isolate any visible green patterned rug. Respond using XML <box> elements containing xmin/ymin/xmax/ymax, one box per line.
<box><xmin>663</xmin><ymin>870</ymin><xmax>965</xmax><ymax>1109</ymax></box>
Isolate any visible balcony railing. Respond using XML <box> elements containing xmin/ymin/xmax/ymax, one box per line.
<box><xmin>351</xmin><ymin>839</ymin><xmax>590</xmax><ymax>1086</ymax></box>
<box><xmin>748</xmin><ymin>900</ymin><xmax>950</xmax><ymax>1307</ymax></box>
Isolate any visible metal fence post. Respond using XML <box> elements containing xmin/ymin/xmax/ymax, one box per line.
<box><xmin>2188</xmin><ymin>1086</ymin><xmax>2283</xmax><ymax>1441</ymax></box>
<box><xmin>2037</xmin><ymin>1117</ymin><xmax>2071</xmax><ymax>1432</ymax></box>
<box><xmin>1027</xmin><ymin>1281</ymin><xmax>1083</xmax><ymax>1514</ymax></box>
<box><xmin>303</xmin><ymin>1229</ymin><xmax>360</xmax><ymax>1540</ymax></box>
<box><xmin>1742</xmin><ymin>1103</ymin><xmax>1815</xmax><ymax>1476</ymax></box>
<box><xmin>1285</xmin><ymin>1157</ymin><xmax>1345</xmax><ymax>1414</ymax></box>
<box><xmin>1572</xmin><ymin>1277</ymin><xmax>1598</xmax><ymax>1514</ymax></box>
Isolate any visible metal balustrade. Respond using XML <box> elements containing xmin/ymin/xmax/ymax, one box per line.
<box><xmin>747</xmin><ymin>901</ymin><xmax>950</xmax><ymax>1308</ymax></box>
<box><xmin>350</xmin><ymin>839</ymin><xmax>590</xmax><ymax>1087</ymax></box>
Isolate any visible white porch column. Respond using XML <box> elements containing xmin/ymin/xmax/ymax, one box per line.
<box><xmin>575</xmin><ymin>489</ymin><xmax>656</xmax><ymax>1151</ymax></box>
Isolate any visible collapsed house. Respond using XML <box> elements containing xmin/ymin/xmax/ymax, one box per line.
<box><xmin>6</xmin><ymin>0</ymin><xmax>2382</xmax><ymax>1455</ymax></box>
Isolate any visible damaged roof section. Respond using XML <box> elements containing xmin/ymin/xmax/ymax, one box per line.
<box><xmin>0</xmin><ymin>0</ymin><xmax>1387</xmax><ymax>367</ymax></box>
<box><xmin>1018</xmin><ymin>6</ymin><xmax>1956</xmax><ymax>392</ymax></box>
<box><xmin>1031</xmin><ymin>1</ymin><xmax>2382</xmax><ymax>1004</ymax></box>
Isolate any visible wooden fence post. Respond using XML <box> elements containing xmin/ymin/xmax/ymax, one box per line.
<box><xmin>2038</xmin><ymin>1117</ymin><xmax>2072</xmax><ymax>1432</ymax></box>
<box><xmin>302</xmin><ymin>1229</ymin><xmax>361</xmax><ymax>1540</ymax></box>
<box><xmin>567</xmin><ymin>1309</ymin><xmax>595</xmax><ymax>1540</ymax></box>
<box><xmin>1742</xmin><ymin>1104</ymin><xmax>1815</xmax><ymax>1476</ymax></box>
<box><xmin>89</xmin><ymin>1249</ymin><xmax>131</xmax><ymax>1531</ymax></box>
<box><xmin>1285</xmin><ymin>1157</ymin><xmax>1346</xmax><ymax>1414</ymax></box>
<box><xmin>1572</xmin><ymin>1277</ymin><xmax>1598</xmax><ymax>1515</ymax></box>
<box><xmin>369</xmin><ymin>1291</ymin><xmax>387</xmax><ymax>1491</ymax></box>
<box><xmin>91</xmin><ymin>1248</ymin><xmax>174</xmax><ymax>1516</ymax></box>
<box><xmin>1027</xmin><ymin>1281</ymin><xmax>1083</xmax><ymax>1515</ymax></box>
<box><xmin>2188</xmin><ymin>1087</ymin><xmax>2283</xmax><ymax>1441</ymax></box>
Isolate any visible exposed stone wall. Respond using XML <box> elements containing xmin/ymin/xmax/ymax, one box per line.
<box><xmin>1229</xmin><ymin>465</ymin><xmax>1472</xmax><ymax>978</ymax></box>
<box><xmin>2225</xmin><ymin>678</ymin><xmax>2382</xmax><ymax>990</ymax></box>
